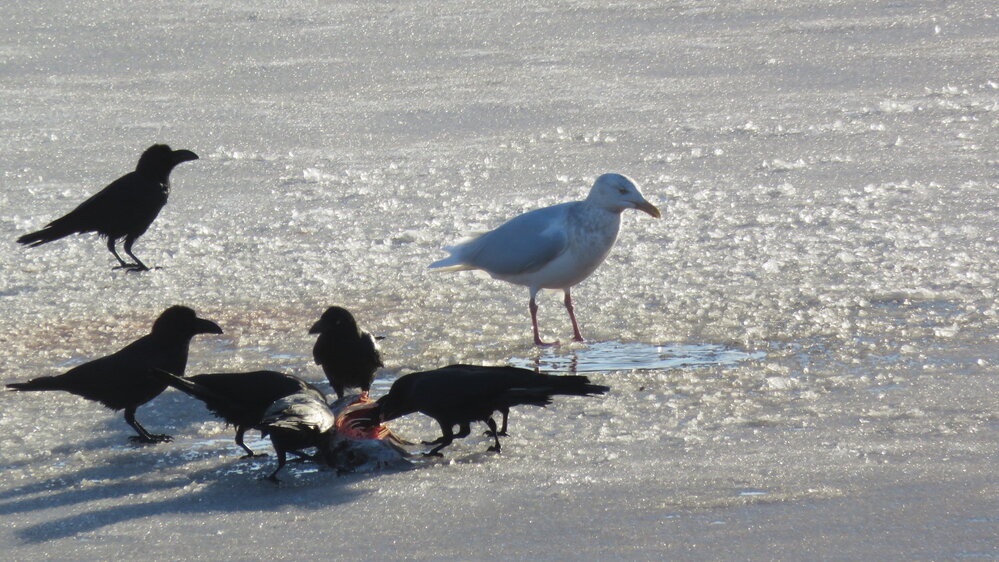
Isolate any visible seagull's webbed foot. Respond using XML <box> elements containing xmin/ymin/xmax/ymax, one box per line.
<box><xmin>534</xmin><ymin>338</ymin><xmax>560</xmax><ymax>347</ymax></box>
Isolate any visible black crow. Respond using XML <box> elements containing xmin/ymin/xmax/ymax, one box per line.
<box><xmin>357</xmin><ymin>364</ymin><xmax>610</xmax><ymax>456</ymax></box>
<box><xmin>257</xmin><ymin>390</ymin><xmax>337</xmax><ymax>481</ymax></box>
<box><xmin>486</xmin><ymin>407</ymin><xmax>512</xmax><ymax>437</ymax></box>
<box><xmin>17</xmin><ymin>144</ymin><xmax>199</xmax><ymax>271</ymax></box>
<box><xmin>153</xmin><ymin>369</ymin><xmax>334</xmax><ymax>481</ymax></box>
<box><xmin>6</xmin><ymin>306</ymin><xmax>222</xmax><ymax>443</ymax></box>
<box><xmin>151</xmin><ymin>369</ymin><xmax>321</xmax><ymax>458</ymax></box>
<box><xmin>309</xmin><ymin>306</ymin><xmax>383</xmax><ymax>400</ymax></box>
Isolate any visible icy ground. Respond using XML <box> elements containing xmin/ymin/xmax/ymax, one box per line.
<box><xmin>1</xmin><ymin>0</ymin><xmax>997</xmax><ymax>559</ymax></box>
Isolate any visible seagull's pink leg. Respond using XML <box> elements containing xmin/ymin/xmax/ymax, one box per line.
<box><xmin>530</xmin><ymin>296</ymin><xmax>559</xmax><ymax>347</ymax></box>
<box><xmin>564</xmin><ymin>289</ymin><xmax>584</xmax><ymax>342</ymax></box>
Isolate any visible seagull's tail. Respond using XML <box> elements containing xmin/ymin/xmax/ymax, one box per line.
<box><xmin>429</xmin><ymin>246</ymin><xmax>475</xmax><ymax>271</ymax></box>
<box><xmin>429</xmin><ymin>259</ymin><xmax>472</xmax><ymax>272</ymax></box>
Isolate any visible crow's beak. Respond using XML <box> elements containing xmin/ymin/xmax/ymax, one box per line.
<box><xmin>172</xmin><ymin>149</ymin><xmax>199</xmax><ymax>165</ymax></box>
<box><xmin>195</xmin><ymin>318</ymin><xmax>223</xmax><ymax>335</ymax></box>
<box><xmin>308</xmin><ymin>320</ymin><xmax>324</xmax><ymax>335</ymax></box>
<box><xmin>633</xmin><ymin>199</ymin><xmax>661</xmax><ymax>218</ymax></box>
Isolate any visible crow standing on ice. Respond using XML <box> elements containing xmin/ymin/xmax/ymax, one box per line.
<box><xmin>309</xmin><ymin>306</ymin><xmax>383</xmax><ymax>400</ymax></box>
<box><xmin>150</xmin><ymin>369</ymin><xmax>321</xmax><ymax>458</ymax></box>
<box><xmin>356</xmin><ymin>364</ymin><xmax>610</xmax><ymax>456</ymax></box>
<box><xmin>6</xmin><ymin>306</ymin><xmax>222</xmax><ymax>443</ymax></box>
<box><xmin>17</xmin><ymin>144</ymin><xmax>199</xmax><ymax>271</ymax></box>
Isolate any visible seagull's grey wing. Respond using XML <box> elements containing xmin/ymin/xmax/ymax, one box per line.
<box><xmin>451</xmin><ymin>204</ymin><xmax>571</xmax><ymax>276</ymax></box>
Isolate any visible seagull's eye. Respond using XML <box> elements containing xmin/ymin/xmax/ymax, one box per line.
<box><xmin>617</xmin><ymin>188</ymin><xmax>628</xmax><ymax>194</ymax></box>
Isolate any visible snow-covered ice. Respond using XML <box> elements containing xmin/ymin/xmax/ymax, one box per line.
<box><xmin>1</xmin><ymin>1</ymin><xmax>997</xmax><ymax>559</ymax></box>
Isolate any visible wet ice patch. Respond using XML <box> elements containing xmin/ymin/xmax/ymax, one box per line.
<box><xmin>509</xmin><ymin>341</ymin><xmax>765</xmax><ymax>373</ymax></box>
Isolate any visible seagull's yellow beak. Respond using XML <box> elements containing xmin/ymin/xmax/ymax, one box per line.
<box><xmin>634</xmin><ymin>200</ymin><xmax>661</xmax><ymax>218</ymax></box>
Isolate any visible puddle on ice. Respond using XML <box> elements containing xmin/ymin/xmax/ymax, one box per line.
<box><xmin>509</xmin><ymin>341</ymin><xmax>765</xmax><ymax>374</ymax></box>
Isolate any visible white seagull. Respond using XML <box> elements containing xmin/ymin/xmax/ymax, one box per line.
<box><xmin>430</xmin><ymin>173</ymin><xmax>660</xmax><ymax>346</ymax></box>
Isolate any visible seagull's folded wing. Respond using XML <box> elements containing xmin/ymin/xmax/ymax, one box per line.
<box><xmin>456</xmin><ymin>205</ymin><xmax>571</xmax><ymax>276</ymax></box>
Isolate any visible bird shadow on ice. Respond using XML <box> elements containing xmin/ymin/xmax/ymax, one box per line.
<box><xmin>509</xmin><ymin>341</ymin><xmax>764</xmax><ymax>374</ymax></box>
<box><xmin>9</xmin><ymin>459</ymin><xmax>373</xmax><ymax>543</ymax></box>
<box><xmin>0</xmin><ymin>437</ymin><xmax>228</xmax><ymax>509</ymax></box>
<box><xmin>0</xmin><ymin>434</ymin><xmax>186</xmax><ymax>503</ymax></box>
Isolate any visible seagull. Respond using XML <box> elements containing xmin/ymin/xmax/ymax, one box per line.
<box><xmin>430</xmin><ymin>173</ymin><xmax>660</xmax><ymax>345</ymax></box>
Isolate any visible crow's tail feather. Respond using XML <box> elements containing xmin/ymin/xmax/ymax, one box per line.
<box><xmin>17</xmin><ymin>220</ymin><xmax>78</xmax><ymax>247</ymax></box>
<box><xmin>545</xmin><ymin>374</ymin><xmax>611</xmax><ymax>397</ymax></box>
<box><xmin>148</xmin><ymin>368</ymin><xmax>233</xmax><ymax>405</ymax></box>
<box><xmin>7</xmin><ymin>376</ymin><xmax>65</xmax><ymax>391</ymax></box>
<box><xmin>503</xmin><ymin>388</ymin><xmax>555</xmax><ymax>409</ymax></box>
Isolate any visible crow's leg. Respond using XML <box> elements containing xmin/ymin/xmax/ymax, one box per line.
<box><xmin>484</xmin><ymin>408</ymin><xmax>510</xmax><ymax>437</ymax></box>
<box><xmin>332</xmin><ymin>382</ymin><xmax>345</xmax><ymax>400</ymax></box>
<box><xmin>425</xmin><ymin>422</ymin><xmax>455</xmax><ymax>457</ymax></box>
<box><xmin>266</xmin><ymin>448</ymin><xmax>287</xmax><ymax>482</ymax></box>
<box><xmin>124</xmin><ymin>407</ymin><xmax>171</xmax><ymax>443</ymax></box>
<box><xmin>106</xmin><ymin>238</ymin><xmax>131</xmax><ymax>268</ymax></box>
<box><xmin>453</xmin><ymin>422</ymin><xmax>471</xmax><ymax>439</ymax></box>
<box><xmin>485</xmin><ymin>418</ymin><xmax>502</xmax><ymax>453</ymax></box>
<box><xmin>423</xmin><ymin>423</ymin><xmax>458</xmax><ymax>445</ymax></box>
<box><xmin>121</xmin><ymin>237</ymin><xmax>150</xmax><ymax>271</ymax></box>
<box><xmin>236</xmin><ymin>427</ymin><xmax>265</xmax><ymax>458</ymax></box>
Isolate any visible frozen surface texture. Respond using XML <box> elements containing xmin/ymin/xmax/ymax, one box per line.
<box><xmin>1</xmin><ymin>1</ymin><xmax>997</xmax><ymax>559</ymax></box>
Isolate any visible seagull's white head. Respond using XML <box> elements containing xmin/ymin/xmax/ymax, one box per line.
<box><xmin>586</xmin><ymin>173</ymin><xmax>661</xmax><ymax>218</ymax></box>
